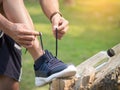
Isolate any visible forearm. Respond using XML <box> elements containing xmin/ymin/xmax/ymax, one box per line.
<box><xmin>39</xmin><ymin>0</ymin><xmax>69</xmax><ymax>40</ymax></box>
<box><xmin>39</xmin><ymin>0</ymin><xmax>60</xmax><ymax>20</ymax></box>
<box><xmin>3</xmin><ymin>0</ymin><xmax>34</xmax><ymax>29</ymax></box>
<box><xmin>0</xmin><ymin>14</ymin><xmax>13</xmax><ymax>33</ymax></box>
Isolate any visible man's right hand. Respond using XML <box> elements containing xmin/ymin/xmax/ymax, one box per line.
<box><xmin>6</xmin><ymin>23</ymin><xmax>39</xmax><ymax>48</ymax></box>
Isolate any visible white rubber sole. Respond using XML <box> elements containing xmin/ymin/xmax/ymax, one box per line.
<box><xmin>35</xmin><ymin>65</ymin><xmax>77</xmax><ymax>87</ymax></box>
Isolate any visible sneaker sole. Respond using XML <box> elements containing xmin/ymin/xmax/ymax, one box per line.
<box><xmin>35</xmin><ymin>65</ymin><xmax>77</xmax><ymax>87</ymax></box>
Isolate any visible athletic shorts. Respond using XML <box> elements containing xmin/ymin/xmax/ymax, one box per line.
<box><xmin>0</xmin><ymin>31</ymin><xmax>22</xmax><ymax>81</ymax></box>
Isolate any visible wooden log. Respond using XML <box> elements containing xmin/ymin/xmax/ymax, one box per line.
<box><xmin>50</xmin><ymin>43</ymin><xmax>120</xmax><ymax>90</ymax></box>
<box><xmin>49</xmin><ymin>77</ymin><xmax>77</xmax><ymax>90</ymax></box>
<box><xmin>90</xmin><ymin>53</ymin><xmax>120</xmax><ymax>90</ymax></box>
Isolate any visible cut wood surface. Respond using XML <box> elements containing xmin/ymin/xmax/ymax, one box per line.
<box><xmin>50</xmin><ymin>43</ymin><xmax>120</xmax><ymax>90</ymax></box>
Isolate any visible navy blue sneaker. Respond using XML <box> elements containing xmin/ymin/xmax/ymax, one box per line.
<box><xmin>34</xmin><ymin>50</ymin><xmax>77</xmax><ymax>86</ymax></box>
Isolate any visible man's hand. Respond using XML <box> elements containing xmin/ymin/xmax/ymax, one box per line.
<box><xmin>7</xmin><ymin>23</ymin><xmax>39</xmax><ymax>48</ymax></box>
<box><xmin>51</xmin><ymin>13</ymin><xmax>69</xmax><ymax>40</ymax></box>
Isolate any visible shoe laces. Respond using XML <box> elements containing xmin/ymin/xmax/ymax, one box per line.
<box><xmin>40</xmin><ymin>50</ymin><xmax>64</xmax><ymax>71</ymax></box>
<box><xmin>39</xmin><ymin>28</ymin><xmax>58</xmax><ymax>58</ymax></box>
<box><xmin>25</xmin><ymin>28</ymin><xmax>58</xmax><ymax>57</ymax></box>
<box><xmin>45</xmin><ymin>50</ymin><xmax>60</xmax><ymax>65</ymax></box>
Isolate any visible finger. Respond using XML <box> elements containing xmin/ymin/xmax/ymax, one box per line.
<box><xmin>33</xmin><ymin>31</ymin><xmax>40</xmax><ymax>36</ymax></box>
<box><xmin>53</xmin><ymin>26</ymin><xmax>58</xmax><ymax>31</ymax></box>
<box><xmin>18</xmin><ymin>35</ymin><xmax>35</xmax><ymax>41</ymax></box>
<box><xmin>22</xmin><ymin>44</ymin><xmax>33</xmax><ymax>48</ymax></box>
<box><xmin>53</xmin><ymin>31</ymin><xmax>64</xmax><ymax>40</ymax></box>
<box><xmin>52</xmin><ymin>17</ymin><xmax>59</xmax><ymax>31</ymax></box>
<box><xmin>58</xmin><ymin>20</ymin><xmax>69</xmax><ymax>31</ymax></box>
<box><xmin>21</xmin><ymin>30</ymin><xmax>39</xmax><ymax>36</ymax></box>
<box><xmin>29</xmin><ymin>31</ymin><xmax>39</xmax><ymax>36</ymax></box>
<box><xmin>54</xmin><ymin>26</ymin><xmax>69</xmax><ymax>37</ymax></box>
<box><xmin>58</xmin><ymin>26</ymin><xmax>69</xmax><ymax>34</ymax></box>
<box><xmin>19</xmin><ymin>40</ymin><xmax>34</xmax><ymax>48</ymax></box>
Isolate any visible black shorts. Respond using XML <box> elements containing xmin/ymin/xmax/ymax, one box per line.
<box><xmin>0</xmin><ymin>33</ymin><xmax>22</xmax><ymax>81</ymax></box>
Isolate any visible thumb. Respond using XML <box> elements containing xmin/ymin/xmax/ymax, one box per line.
<box><xmin>32</xmin><ymin>31</ymin><xmax>39</xmax><ymax>36</ymax></box>
<box><xmin>53</xmin><ymin>26</ymin><xmax>58</xmax><ymax>31</ymax></box>
<box><xmin>52</xmin><ymin>18</ymin><xmax>59</xmax><ymax>31</ymax></box>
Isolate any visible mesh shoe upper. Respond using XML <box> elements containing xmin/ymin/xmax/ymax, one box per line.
<box><xmin>34</xmin><ymin>50</ymin><xmax>67</xmax><ymax>77</ymax></box>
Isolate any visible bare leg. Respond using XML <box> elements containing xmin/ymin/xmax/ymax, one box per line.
<box><xmin>0</xmin><ymin>75</ymin><xmax>19</xmax><ymax>90</ymax></box>
<box><xmin>2</xmin><ymin>0</ymin><xmax>43</xmax><ymax>60</ymax></box>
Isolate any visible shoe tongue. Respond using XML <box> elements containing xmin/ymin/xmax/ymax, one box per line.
<box><xmin>34</xmin><ymin>50</ymin><xmax>54</xmax><ymax>69</ymax></box>
<box><xmin>45</xmin><ymin>50</ymin><xmax>54</xmax><ymax>59</ymax></box>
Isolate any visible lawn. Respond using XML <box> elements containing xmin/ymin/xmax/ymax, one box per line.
<box><xmin>20</xmin><ymin>0</ymin><xmax>120</xmax><ymax>90</ymax></box>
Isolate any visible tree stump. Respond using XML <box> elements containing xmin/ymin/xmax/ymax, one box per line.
<box><xmin>50</xmin><ymin>43</ymin><xmax>120</xmax><ymax>90</ymax></box>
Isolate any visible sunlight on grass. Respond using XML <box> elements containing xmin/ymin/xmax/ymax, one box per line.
<box><xmin>34</xmin><ymin>24</ymin><xmax>51</xmax><ymax>33</ymax></box>
<box><xmin>67</xmin><ymin>25</ymin><xmax>85</xmax><ymax>37</ymax></box>
<box><xmin>67</xmin><ymin>0</ymin><xmax>120</xmax><ymax>25</ymax></box>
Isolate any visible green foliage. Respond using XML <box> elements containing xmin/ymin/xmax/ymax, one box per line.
<box><xmin>20</xmin><ymin>0</ymin><xmax>120</xmax><ymax>90</ymax></box>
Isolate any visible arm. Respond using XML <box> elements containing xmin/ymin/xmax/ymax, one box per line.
<box><xmin>39</xmin><ymin>0</ymin><xmax>69</xmax><ymax>39</ymax></box>
<box><xmin>0</xmin><ymin>0</ymin><xmax>43</xmax><ymax>60</ymax></box>
<box><xmin>0</xmin><ymin>13</ymin><xmax>38</xmax><ymax>48</ymax></box>
<box><xmin>0</xmin><ymin>13</ymin><xmax>13</xmax><ymax>32</ymax></box>
<box><xmin>39</xmin><ymin>0</ymin><xmax>59</xmax><ymax>20</ymax></box>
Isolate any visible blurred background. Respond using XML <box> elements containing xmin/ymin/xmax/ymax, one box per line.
<box><xmin>21</xmin><ymin>0</ymin><xmax>120</xmax><ymax>90</ymax></box>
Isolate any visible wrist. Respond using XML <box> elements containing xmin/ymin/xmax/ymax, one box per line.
<box><xmin>50</xmin><ymin>11</ymin><xmax>62</xmax><ymax>23</ymax></box>
<box><xmin>9</xmin><ymin>23</ymin><xmax>16</xmax><ymax>32</ymax></box>
<box><xmin>2</xmin><ymin>20</ymin><xmax>13</xmax><ymax>34</ymax></box>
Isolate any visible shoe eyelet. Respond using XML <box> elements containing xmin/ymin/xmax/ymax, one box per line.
<box><xmin>45</xmin><ymin>60</ymin><xmax>49</xmax><ymax>63</ymax></box>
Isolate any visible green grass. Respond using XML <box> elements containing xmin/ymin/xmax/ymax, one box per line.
<box><xmin>20</xmin><ymin>0</ymin><xmax>120</xmax><ymax>90</ymax></box>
